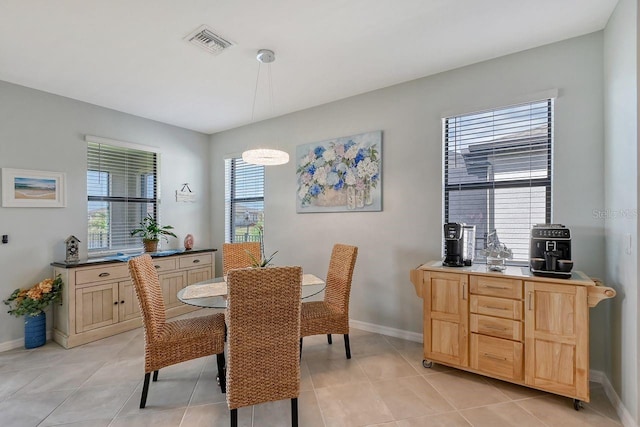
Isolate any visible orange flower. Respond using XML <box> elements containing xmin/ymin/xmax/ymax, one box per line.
<box><xmin>26</xmin><ymin>287</ymin><xmax>43</xmax><ymax>300</ymax></box>
<box><xmin>38</xmin><ymin>279</ymin><xmax>53</xmax><ymax>293</ymax></box>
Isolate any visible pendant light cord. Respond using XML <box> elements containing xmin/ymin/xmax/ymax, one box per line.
<box><xmin>250</xmin><ymin>61</ymin><xmax>262</xmax><ymax>122</ymax></box>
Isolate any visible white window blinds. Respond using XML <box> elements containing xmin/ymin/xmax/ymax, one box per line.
<box><xmin>87</xmin><ymin>140</ymin><xmax>158</xmax><ymax>254</ymax></box>
<box><xmin>444</xmin><ymin>99</ymin><xmax>553</xmax><ymax>263</ymax></box>
<box><xmin>224</xmin><ymin>158</ymin><xmax>265</xmax><ymax>243</ymax></box>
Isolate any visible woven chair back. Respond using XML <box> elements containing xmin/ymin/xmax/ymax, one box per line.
<box><xmin>324</xmin><ymin>244</ymin><xmax>358</xmax><ymax>311</ymax></box>
<box><xmin>223</xmin><ymin>242</ymin><xmax>262</xmax><ymax>275</ymax></box>
<box><xmin>128</xmin><ymin>254</ymin><xmax>167</xmax><ymax>342</ymax></box>
<box><xmin>226</xmin><ymin>266</ymin><xmax>302</xmax><ymax>409</ymax></box>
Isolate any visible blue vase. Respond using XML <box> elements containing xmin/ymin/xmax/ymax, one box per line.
<box><xmin>24</xmin><ymin>312</ymin><xmax>46</xmax><ymax>349</ymax></box>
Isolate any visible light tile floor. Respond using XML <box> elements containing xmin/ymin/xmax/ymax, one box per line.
<box><xmin>0</xmin><ymin>312</ymin><xmax>623</xmax><ymax>427</ymax></box>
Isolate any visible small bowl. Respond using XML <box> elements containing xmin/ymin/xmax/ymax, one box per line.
<box><xmin>530</xmin><ymin>258</ymin><xmax>545</xmax><ymax>270</ymax></box>
<box><xmin>557</xmin><ymin>259</ymin><xmax>573</xmax><ymax>272</ymax></box>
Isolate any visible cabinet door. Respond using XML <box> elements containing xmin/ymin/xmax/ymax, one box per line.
<box><xmin>118</xmin><ymin>280</ymin><xmax>141</xmax><ymax>322</ymax></box>
<box><xmin>159</xmin><ymin>271</ymin><xmax>187</xmax><ymax>308</ymax></box>
<box><xmin>424</xmin><ymin>272</ymin><xmax>469</xmax><ymax>367</ymax></box>
<box><xmin>187</xmin><ymin>266</ymin><xmax>212</xmax><ymax>285</ymax></box>
<box><xmin>524</xmin><ymin>281</ymin><xmax>588</xmax><ymax>400</ymax></box>
<box><xmin>75</xmin><ymin>283</ymin><xmax>119</xmax><ymax>333</ymax></box>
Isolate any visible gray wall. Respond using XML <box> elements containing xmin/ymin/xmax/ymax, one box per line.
<box><xmin>0</xmin><ymin>81</ymin><xmax>211</xmax><ymax>346</ymax></box>
<box><xmin>604</xmin><ymin>0</ymin><xmax>638</xmax><ymax>421</ymax></box>
<box><xmin>210</xmin><ymin>33</ymin><xmax>609</xmax><ymax>365</ymax></box>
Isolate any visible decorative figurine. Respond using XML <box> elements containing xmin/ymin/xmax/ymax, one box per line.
<box><xmin>184</xmin><ymin>234</ymin><xmax>194</xmax><ymax>250</ymax></box>
<box><xmin>65</xmin><ymin>235</ymin><xmax>81</xmax><ymax>263</ymax></box>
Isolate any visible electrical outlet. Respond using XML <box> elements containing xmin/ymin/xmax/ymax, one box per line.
<box><xmin>2</xmin><ymin>235</ymin><xmax>7</xmax><ymax>244</ymax></box>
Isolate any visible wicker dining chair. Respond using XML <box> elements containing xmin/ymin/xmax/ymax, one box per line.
<box><xmin>128</xmin><ymin>254</ymin><xmax>226</xmax><ymax>409</ymax></box>
<box><xmin>226</xmin><ymin>266</ymin><xmax>302</xmax><ymax>427</ymax></box>
<box><xmin>300</xmin><ymin>244</ymin><xmax>358</xmax><ymax>359</ymax></box>
<box><xmin>222</xmin><ymin>242</ymin><xmax>262</xmax><ymax>276</ymax></box>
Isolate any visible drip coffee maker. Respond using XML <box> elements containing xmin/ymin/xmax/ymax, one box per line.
<box><xmin>443</xmin><ymin>223</ymin><xmax>475</xmax><ymax>267</ymax></box>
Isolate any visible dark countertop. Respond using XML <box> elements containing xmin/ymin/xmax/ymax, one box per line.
<box><xmin>51</xmin><ymin>248</ymin><xmax>217</xmax><ymax>268</ymax></box>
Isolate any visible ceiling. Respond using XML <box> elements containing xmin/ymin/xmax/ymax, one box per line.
<box><xmin>0</xmin><ymin>0</ymin><xmax>618</xmax><ymax>134</ymax></box>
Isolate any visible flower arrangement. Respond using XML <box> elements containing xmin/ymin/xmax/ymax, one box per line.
<box><xmin>296</xmin><ymin>138</ymin><xmax>380</xmax><ymax>207</ymax></box>
<box><xmin>4</xmin><ymin>276</ymin><xmax>63</xmax><ymax>317</ymax></box>
<box><xmin>246</xmin><ymin>250</ymin><xmax>278</xmax><ymax>268</ymax></box>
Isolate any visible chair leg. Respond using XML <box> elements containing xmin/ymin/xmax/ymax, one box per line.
<box><xmin>152</xmin><ymin>370</ymin><xmax>158</xmax><ymax>382</ymax></box>
<box><xmin>291</xmin><ymin>397</ymin><xmax>298</xmax><ymax>427</ymax></box>
<box><xmin>216</xmin><ymin>351</ymin><xmax>226</xmax><ymax>394</ymax></box>
<box><xmin>344</xmin><ymin>334</ymin><xmax>351</xmax><ymax>359</ymax></box>
<box><xmin>299</xmin><ymin>338</ymin><xmax>303</xmax><ymax>360</ymax></box>
<box><xmin>230</xmin><ymin>408</ymin><xmax>238</xmax><ymax>427</ymax></box>
<box><xmin>327</xmin><ymin>334</ymin><xmax>332</xmax><ymax>344</ymax></box>
<box><xmin>140</xmin><ymin>372</ymin><xmax>151</xmax><ymax>408</ymax></box>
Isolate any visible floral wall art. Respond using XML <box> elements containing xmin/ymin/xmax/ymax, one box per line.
<box><xmin>296</xmin><ymin>131</ymin><xmax>382</xmax><ymax>213</ymax></box>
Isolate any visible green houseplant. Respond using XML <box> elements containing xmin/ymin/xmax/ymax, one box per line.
<box><xmin>130</xmin><ymin>214</ymin><xmax>177</xmax><ymax>252</ymax></box>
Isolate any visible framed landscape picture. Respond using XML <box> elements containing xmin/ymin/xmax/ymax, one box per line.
<box><xmin>296</xmin><ymin>130</ymin><xmax>382</xmax><ymax>213</ymax></box>
<box><xmin>1</xmin><ymin>168</ymin><xmax>66</xmax><ymax>207</ymax></box>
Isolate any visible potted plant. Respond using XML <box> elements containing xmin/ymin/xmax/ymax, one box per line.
<box><xmin>4</xmin><ymin>276</ymin><xmax>63</xmax><ymax>348</ymax></box>
<box><xmin>130</xmin><ymin>214</ymin><xmax>177</xmax><ymax>252</ymax></box>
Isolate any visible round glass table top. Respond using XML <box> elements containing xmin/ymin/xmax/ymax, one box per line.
<box><xmin>177</xmin><ymin>273</ymin><xmax>326</xmax><ymax>309</ymax></box>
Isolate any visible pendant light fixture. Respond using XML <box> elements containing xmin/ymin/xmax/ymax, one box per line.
<box><xmin>242</xmin><ymin>49</ymin><xmax>290</xmax><ymax>166</ymax></box>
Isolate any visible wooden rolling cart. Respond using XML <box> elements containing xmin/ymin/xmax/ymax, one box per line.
<box><xmin>410</xmin><ymin>261</ymin><xmax>615</xmax><ymax>410</ymax></box>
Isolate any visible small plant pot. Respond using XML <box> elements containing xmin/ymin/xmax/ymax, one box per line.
<box><xmin>143</xmin><ymin>239</ymin><xmax>159</xmax><ymax>253</ymax></box>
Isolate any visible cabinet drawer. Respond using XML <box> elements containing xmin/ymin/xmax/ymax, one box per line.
<box><xmin>179</xmin><ymin>253</ymin><xmax>212</xmax><ymax>269</ymax></box>
<box><xmin>470</xmin><ymin>276</ymin><xmax>522</xmax><ymax>299</ymax></box>
<box><xmin>470</xmin><ymin>314</ymin><xmax>523</xmax><ymax>341</ymax></box>
<box><xmin>471</xmin><ymin>333</ymin><xmax>523</xmax><ymax>381</ymax></box>
<box><xmin>151</xmin><ymin>258</ymin><xmax>176</xmax><ymax>272</ymax></box>
<box><xmin>470</xmin><ymin>295</ymin><xmax>522</xmax><ymax>320</ymax></box>
<box><xmin>76</xmin><ymin>264</ymin><xmax>130</xmax><ymax>285</ymax></box>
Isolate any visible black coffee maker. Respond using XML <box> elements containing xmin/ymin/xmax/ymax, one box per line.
<box><xmin>529</xmin><ymin>224</ymin><xmax>573</xmax><ymax>278</ymax></box>
<box><xmin>443</xmin><ymin>223</ymin><xmax>475</xmax><ymax>267</ymax></box>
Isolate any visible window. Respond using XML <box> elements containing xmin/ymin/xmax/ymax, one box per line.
<box><xmin>224</xmin><ymin>158</ymin><xmax>265</xmax><ymax>243</ymax></box>
<box><xmin>87</xmin><ymin>137</ymin><xmax>159</xmax><ymax>254</ymax></box>
<box><xmin>443</xmin><ymin>99</ymin><xmax>553</xmax><ymax>263</ymax></box>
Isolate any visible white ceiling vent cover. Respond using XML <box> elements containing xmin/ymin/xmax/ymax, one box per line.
<box><xmin>185</xmin><ymin>25</ymin><xmax>234</xmax><ymax>55</ymax></box>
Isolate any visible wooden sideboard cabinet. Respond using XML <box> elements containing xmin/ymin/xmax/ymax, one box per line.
<box><xmin>410</xmin><ymin>261</ymin><xmax>615</xmax><ymax>409</ymax></box>
<box><xmin>52</xmin><ymin>249</ymin><xmax>215</xmax><ymax>348</ymax></box>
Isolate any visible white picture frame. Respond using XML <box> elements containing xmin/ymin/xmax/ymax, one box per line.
<box><xmin>1</xmin><ymin>168</ymin><xmax>66</xmax><ymax>208</ymax></box>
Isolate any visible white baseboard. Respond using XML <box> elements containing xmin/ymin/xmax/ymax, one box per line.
<box><xmin>591</xmin><ymin>369</ymin><xmax>636</xmax><ymax>427</ymax></box>
<box><xmin>349</xmin><ymin>319</ymin><xmax>422</xmax><ymax>343</ymax></box>
<box><xmin>0</xmin><ymin>330</ymin><xmax>53</xmax><ymax>352</ymax></box>
<box><xmin>350</xmin><ymin>319</ymin><xmax>635</xmax><ymax>427</ymax></box>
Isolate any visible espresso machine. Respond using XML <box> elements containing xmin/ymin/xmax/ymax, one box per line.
<box><xmin>443</xmin><ymin>223</ymin><xmax>476</xmax><ymax>267</ymax></box>
<box><xmin>529</xmin><ymin>224</ymin><xmax>573</xmax><ymax>278</ymax></box>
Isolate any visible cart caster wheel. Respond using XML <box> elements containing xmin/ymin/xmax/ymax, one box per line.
<box><xmin>573</xmin><ymin>399</ymin><xmax>582</xmax><ymax>411</ymax></box>
<box><xmin>422</xmin><ymin>360</ymin><xmax>433</xmax><ymax>369</ymax></box>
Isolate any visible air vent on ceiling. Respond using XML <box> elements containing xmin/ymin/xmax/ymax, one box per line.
<box><xmin>184</xmin><ymin>25</ymin><xmax>234</xmax><ymax>55</ymax></box>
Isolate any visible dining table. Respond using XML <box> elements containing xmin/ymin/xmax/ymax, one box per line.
<box><xmin>177</xmin><ymin>273</ymin><xmax>326</xmax><ymax>308</ymax></box>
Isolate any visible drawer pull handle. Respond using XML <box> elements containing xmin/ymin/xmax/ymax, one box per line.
<box><xmin>120</xmin><ymin>300</ymin><xmax>125</xmax><ymax>304</ymax></box>
<box><xmin>483</xmin><ymin>353</ymin><xmax>507</xmax><ymax>361</ymax></box>
<box><xmin>528</xmin><ymin>292</ymin><xmax>533</xmax><ymax>310</ymax></box>
<box><xmin>486</xmin><ymin>285</ymin><xmax>508</xmax><ymax>290</ymax></box>
<box><xmin>113</xmin><ymin>301</ymin><xmax>118</xmax><ymax>305</ymax></box>
<box><xmin>485</xmin><ymin>325</ymin><xmax>507</xmax><ymax>331</ymax></box>
<box><xmin>486</xmin><ymin>305</ymin><xmax>507</xmax><ymax>311</ymax></box>
<box><xmin>192</xmin><ymin>259</ymin><xmax>200</xmax><ymax>264</ymax></box>
<box><xmin>99</xmin><ymin>272</ymin><xmax>110</xmax><ymax>277</ymax></box>
<box><xmin>154</xmin><ymin>265</ymin><xmax>161</xmax><ymax>269</ymax></box>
